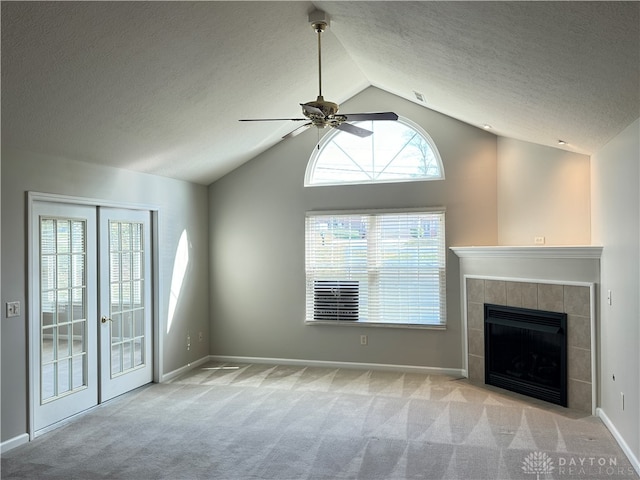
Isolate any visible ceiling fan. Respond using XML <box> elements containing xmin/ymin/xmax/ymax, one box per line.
<box><xmin>239</xmin><ymin>12</ymin><xmax>398</xmax><ymax>139</ymax></box>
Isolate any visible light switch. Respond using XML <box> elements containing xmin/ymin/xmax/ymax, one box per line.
<box><xmin>6</xmin><ymin>301</ymin><xmax>21</xmax><ymax>318</ymax></box>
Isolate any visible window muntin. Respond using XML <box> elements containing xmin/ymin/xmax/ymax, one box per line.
<box><xmin>305</xmin><ymin>118</ymin><xmax>444</xmax><ymax>186</ymax></box>
<box><xmin>305</xmin><ymin>210</ymin><xmax>446</xmax><ymax>326</ymax></box>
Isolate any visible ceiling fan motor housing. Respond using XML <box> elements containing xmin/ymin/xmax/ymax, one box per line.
<box><xmin>303</xmin><ymin>96</ymin><xmax>340</xmax><ymax>127</ymax></box>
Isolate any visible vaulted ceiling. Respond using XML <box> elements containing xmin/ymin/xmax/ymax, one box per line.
<box><xmin>2</xmin><ymin>1</ymin><xmax>638</xmax><ymax>185</ymax></box>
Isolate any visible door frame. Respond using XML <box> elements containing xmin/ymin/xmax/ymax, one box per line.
<box><xmin>27</xmin><ymin>192</ymin><xmax>161</xmax><ymax>439</ymax></box>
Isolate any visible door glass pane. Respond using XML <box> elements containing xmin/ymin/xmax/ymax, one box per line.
<box><xmin>57</xmin><ymin>323</ymin><xmax>71</xmax><ymax>357</ymax></box>
<box><xmin>42</xmin><ymin>363</ymin><xmax>55</xmax><ymax>401</ymax></box>
<box><xmin>58</xmin><ymin>358</ymin><xmax>71</xmax><ymax>394</ymax></box>
<box><xmin>71</xmin><ymin>288</ymin><xmax>85</xmax><ymax>320</ymax></box>
<box><xmin>134</xmin><ymin>338</ymin><xmax>143</xmax><ymax>367</ymax></box>
<box><xmin>71</xmin><ymin>221</ymin><xmax>85</xmax><ymax>253</ymax></box>
<box><xmin>72</xmin><ymin>321</ymin><xmax>85</xmax><ymax>354</ymax></box>
<box><xmin>122</xmin><ymin>310</ymin><xmax>133</xmax><ymax>340</ymax></box>
<box><xmin>111</xmin><ymin>344</ymin><xmax>122</xmax><ymax>375</ymax></box>
<box><xmin>133</xmin><ymin>309</ymin><xmax>144</xmax><ymax>337</ymax></box>
<box><xmin>109</xmin><ymin>220</ymin><xmax>146</xmax><ymax>377</ymax></box>
<box><xmin>111</xmin><ymin>313</ymin><xmax>122</xmax><ymax>341</ymax></box>
<box><xmin>40</xmin><ymin>217</ymin><xmax>88</xmax><ymax>403</ymax></box>
<box><xmin>56</xmin><ymin>220</ymin><xmax>70</xmax><ymax>254</ymax></box>
<box><xmin>123</xmin><ymin>341</ymin><xmax>133</xmax><ymax>370</ymax></box>
<box><xmin>121</xmin><ymin>282</ymin><xmax>131</xmax><ymax>310</ymax></box>
<box><xmin>42</xmin><ymin>326</ymin><xmax>55</xmax><ymax>363</ymax></box>
<box><xmin>72</xmin><ymin>355</ymin><xmax>85</xmax><ymax>389</ymax></box>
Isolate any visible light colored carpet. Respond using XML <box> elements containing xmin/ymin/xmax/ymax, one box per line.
<box><xmin>2</xmin><ymin>362</ymin><xmax>637</xmax><ymax>479</ymax></box>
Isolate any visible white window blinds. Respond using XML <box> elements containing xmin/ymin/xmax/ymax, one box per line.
<box><xmin>305</xmin><ymin>210</ymin><xmax>446</xmax><ymax>326</ymax></box>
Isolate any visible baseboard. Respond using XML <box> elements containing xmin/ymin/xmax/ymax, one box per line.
<box><xmin>1</xmin><ymin>433</ymin><xmax>29</xmax><ymax>453</ymax></box>
<box><xmin>208</xmin><ymin>355</ymin><xmax>465</xmax><ymax>377</ymax></box>
<box><xmin>161</xmin><ymin>355</ymin><xmax>211</xmax><ymax>382</ymax></box>
<box><xmin>597</xmin><ymin>407</ymin><xmax>640</xmax><ymax>476</ymax></box>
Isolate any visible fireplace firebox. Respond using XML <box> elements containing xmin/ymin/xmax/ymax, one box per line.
<box><xmin>484</xmin><ymin>304</ymin><xmax>567</xmax><ymax>406</ymax></box>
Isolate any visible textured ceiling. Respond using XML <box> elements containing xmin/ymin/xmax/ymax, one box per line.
<box><xmin>2</xmin><ymin>1</ymin><xmax>639</xmax><ymax>185</ymax></box>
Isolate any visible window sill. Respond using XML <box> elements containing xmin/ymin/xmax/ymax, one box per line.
<box><xmin>305</xmin><ymin>320</ymin><xmax>446</xmax><ymax>330</ymax></box>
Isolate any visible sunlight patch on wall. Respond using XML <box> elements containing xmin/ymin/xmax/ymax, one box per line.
<box><xmin>167</xmin><ymin>229</ymin><xmax>190</xmax><ymax>334</ymax></box>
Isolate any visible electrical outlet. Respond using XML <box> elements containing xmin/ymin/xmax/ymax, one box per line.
<box><xmin>360</xmin><ymin>335</ymin><xmax>368</xmax><ymax>346</ymax></box>
<box><xmin>534</xmin><ymin>236</ymin><xmax>545</xmax><ymax>245</ymax></box>
<box><xmin>607</xmin><ymin>289</ymin><xmax>612</xmax><ymax>306</ymax></box>
<box><xmin>6</xmin><ymin>301</ymin><xmax>20</xmax><ymax>318</ymax></box>
<box><xmin>198</xmin><ymin>331</ymin><xmax>204</xmax><ymax>342</ymax></box>
<box><xmin>187</xmin><ymin>332</ymin><xmax>191</xmax><ymax>351</ymax></box>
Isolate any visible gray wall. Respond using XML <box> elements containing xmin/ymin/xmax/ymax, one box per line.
<box><xmin>209</xmin><ymin>87</ymin><xmax>497</xmax><ymax>369</ymax></box>
<box><xmin>591</xmin><ymin>118</ymin><xmax>640</xmax><ymax>462</ymax></box>
<box><xmin>1</xmin><ymin>150</ymin><xmax>209</xmax><ymax>444</ymax></box>
<box><xmin>497</xmin><ymin>137</ymin><xmax>591</xmax><ymax>245</ymax></box>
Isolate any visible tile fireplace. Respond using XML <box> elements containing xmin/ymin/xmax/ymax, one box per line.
<box><xmin>451</xmin><ymin>246</ymin><xmax>602</xmax><ymax>414</ymax></box>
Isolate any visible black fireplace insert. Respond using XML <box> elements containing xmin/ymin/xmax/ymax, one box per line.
<box><xmin>484</xmin><ymin>303</ymin><xmax>567</xmax><ymax>406</ymax></box>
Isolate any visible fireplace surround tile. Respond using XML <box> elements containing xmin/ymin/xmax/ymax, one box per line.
<box><xmin>568</xmin><ymin>346</ymin><xmax>592</xmax><ymax>383</ymax></box>
<box><xmin>567</xmin><ymin>314</ymin><xmax>591</xmax><ymax>350</ymax></box>
<box><xmin>538</xmin><ymin>283</ymin><xmax>564</xmax><ymax>312</ymax></box>
<box><xmin>466</xmin><ymin>277</ymin><xmax>593</xmax><ymax>413</ymax></box>
<box><xmin>568</xmin><ymin>379</ymin><xmax>592</xmax><ymax>412</ymax></box>
<box><xmin>505</xmin><ymin>282</ymin><xmax>523</xmax><ymax>307</ymax></box>
<box><xmin>468</xmin><ymin>327</ymin><xmax>484</xmax><ymax>356</ymax></box>
<box><xmin>485</xmin><ymin>280</ymin><xmax>506</xmax><ymax>304</ymax></box>
<box><xmin>467</xmin><ymin>302</ymin><xmax>484</xmax><ymax>330</ymax></box>
<box><xmin>467</xmin><ymin>278</ymin><xmax>485</xmax><ymax>303</ymax></box>
<box><xmin>564</xmin><ymin>285</ymin><xmax>591</xmax><ymax>316</ymax></box>
<box><xmin>468</xmin><ymin>354</ymin><xmax>484</xmax><ymax>383</ymax></box>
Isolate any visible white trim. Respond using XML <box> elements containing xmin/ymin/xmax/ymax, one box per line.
<box><xmin>160</xmin><ymin>355</ymin><xmax>211</xmax><ymax>383</ymax></box>
<box><xmin>590</xmin><ymin>283</ymin><xmax>597</xmax><ymax>417</ymax></box>
<box><xmin>463</xmin><ymin>274</ymin><xmax>596</xmax><ymax>288</ymax></box>
<box><xmin>305</xmin><ymin>320</ymin><xmax>446</xmax><ymax>330</ymax></box>
<box><xmin>0</xmin><ymin>433</ymin><xmax>29</xmax><ymax>453</ymax></box>
<box><xmin>461</xmin><ymin>271</ymin><xmax>469</xmax><ymax>377</ymax></box>
<box><xmin>461</xmin><ymin>274</ymin><xmax>597</xmax><ymax>415</ymax></box>
<box><xmin>450</xmin><ymin>245</ymin><xmax>603</xmax><ymax>259</ymax></box>
<box><xmin>27</xmin><ymin>191</ymin><xmax>159</xmax><ymax>212</ymax></box>
<box><xmin>306</xmin><ymin>206</ymin><xmax>446</xmax><ymax>216</ymax></box>
<box><xmin>208</xmin><ymin>355</ymin><xmax>465</xmax><ymax>377</ymax></box>
<box><xmin>597</xmin><ymin>408</ymin><xmax>640</xmax><ymax>476</ymax></box>
<box><xmin>152</xmin><ymin>210</ymin><xmax>162</xmax><ymax>384</ymax></box>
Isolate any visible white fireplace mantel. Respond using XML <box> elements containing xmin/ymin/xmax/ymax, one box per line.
<box><xmin>450</xmin><ymin>245</ymin><xmax>603</xmax><ymax>259</ymax></box>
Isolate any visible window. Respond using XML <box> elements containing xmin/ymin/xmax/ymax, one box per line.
<box><xmin>305</xmin><ymin>210</ymin><xmax>446</xmax><ymax>327</ymax></box>
<box><xmin>305</xmin><ymin>117</ymin><xmax>444</xmax><ymax>186</ymax></box>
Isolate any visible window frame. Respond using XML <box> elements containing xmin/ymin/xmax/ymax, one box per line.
<box><xmin>304</xmin><ymin>116</ymin><xmax>445</xmax><ymax>187</ymax></box>
<box><xmin>305</xmin><ymin>207</ymin><xmax>447</xmax><ymax>330</ymax></box>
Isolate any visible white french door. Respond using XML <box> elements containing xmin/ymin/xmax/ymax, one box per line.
<box><xmin>31</xmin><ymin>203</ymin><xmax>98</xmax><ymax>432</ymax></box>
<box><xmin>31</xmin><ymin>201</ymin><xmax>153</xmax><ymax>433</ymax></box>
<box><xmin>99</xmin><ymin>208</ymin><xmax>152</xmax><ymax>402</ymax></box>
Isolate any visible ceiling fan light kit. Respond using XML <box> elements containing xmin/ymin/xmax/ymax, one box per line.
<box><xmin>239</xmin><ymin>9</ymin><xmax>398</xmax><ymax>139</ymax></box>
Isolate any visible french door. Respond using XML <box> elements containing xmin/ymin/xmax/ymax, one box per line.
<box><xmin>99</xmin><ymin>208</ymin><xmax>152</xmax><ymax>401</ymax></box>
<box><xmin>31</xmin><ymin>201</ymin><xmax>153</xmax><ymax>433</ymax></box>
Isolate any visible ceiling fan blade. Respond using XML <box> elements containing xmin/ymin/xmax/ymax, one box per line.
<box><xmin>282</xmin><ymin>123</ymin><xmax>312</xmax><ymax>139</ymax></box>
<box><xmin>239</xmin><ymin>118</ymin><xmax>308</xmax><ymax>122</ymax></box>
<box><xmin>335</xmin><ymin>122</ymin><xmax>373</xmax><ymax>138</ymax></box>
<box><xmin>342</xmin><ymin>112</ymin><xmax>399</xmax><ymax>122</ymax></box>
<box><xmin>301</xmin><ymin>103</ymin><xmax>324</xmax><ymax>117</ymax></box>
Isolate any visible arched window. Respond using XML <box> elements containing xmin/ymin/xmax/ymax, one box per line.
<box><xmin>305</xmin><ymin>117</ymin><xmax>444</xmax><ymax>187</ymax></box>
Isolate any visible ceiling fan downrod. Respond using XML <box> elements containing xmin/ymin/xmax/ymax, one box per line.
<box><xmin>312</xmin><ymin>20</ymin><xmax>327</xmax><ymax>99</ymax></box>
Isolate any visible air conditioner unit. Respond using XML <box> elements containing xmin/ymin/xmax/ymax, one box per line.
<box><xmin>313</xmin><ymin>280</ymin><xmax>359</xmax><ymax>321</ymax></box>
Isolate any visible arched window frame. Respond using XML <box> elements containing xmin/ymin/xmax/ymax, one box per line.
<box><xmin>304</xmin><ymin>116</ymin><xmax>445</xmax><ymax>187</ymax></box>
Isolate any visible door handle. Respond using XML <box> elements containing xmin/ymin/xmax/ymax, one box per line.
<box><xmin>101</xmin><ymin>316</ymin><xmax>112</xmax><ymax>324</ymax></box>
